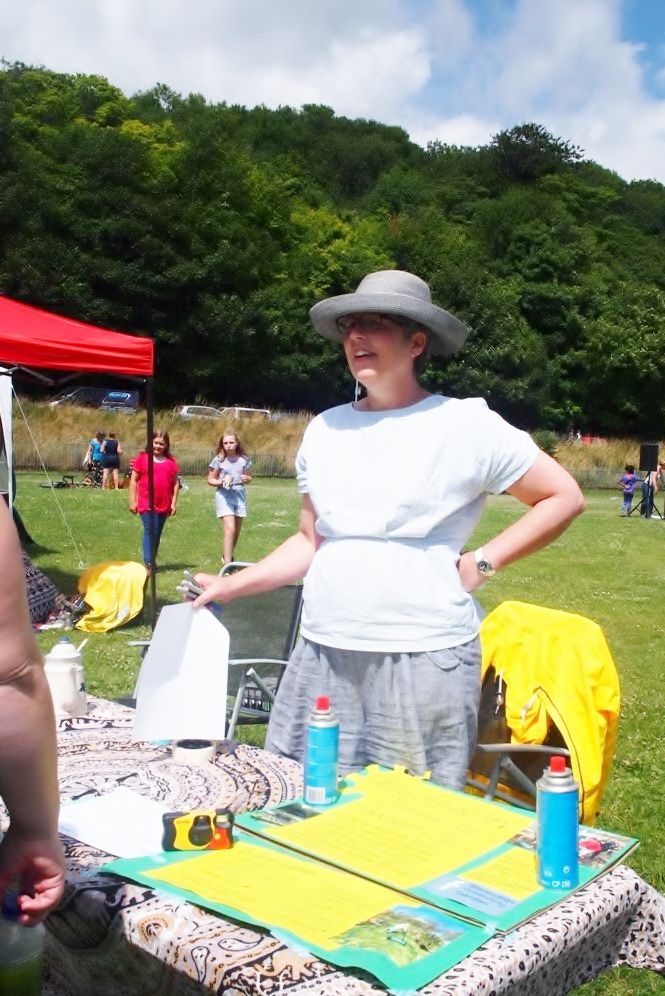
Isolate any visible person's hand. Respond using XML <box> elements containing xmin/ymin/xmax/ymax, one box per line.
<box><xmin>0</xmin><ymin>826</ymin><xmax>66</xmax><ymax>925</ymax></box>
<box><xmin>240</xmin><ymin>473</ymin><xmax>250</xmax><ymax>483</ymax></box>
<box><xmin>170</xmin><ymin>504</ymin><xmax>177</xmax><ymax>517</ymax></box>
<box><xmin>129</xmin><ymin>502</ymin><xmax>138</xmax><ymax>514</ymax></box>
<box><xmin>191</xmin><ymin>573</ymin><xmax>233</xmax><ymax>608</ymax></box>
<box><xmin>457</xmin><ymin>550</ymin><xmax>487</xmax><ymax>593</ymax></box>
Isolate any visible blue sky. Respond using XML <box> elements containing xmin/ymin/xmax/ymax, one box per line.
<box><xmin>1</xmin><ymin>0</ymin><xmax>664</xmax><ymax>182</ymax></box>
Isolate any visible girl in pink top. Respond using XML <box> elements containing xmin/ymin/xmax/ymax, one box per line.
<box><xmin>128</xmin><ymin>430</ymin><xmax>180</xmax><ymax>572</ymax></box>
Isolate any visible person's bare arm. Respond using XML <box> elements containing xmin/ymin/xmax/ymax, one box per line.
<box><xmin>170</xmin><ymin>473</ymin><xmax>181</xmax><ymax>515</ymax></box>
<box><xmin>0</xmin><ymin>500</ymin><xmax>65</xmax><ymax>924</ymax></box>
<box><xmin>458</xmin><ymin>451</ymin><xmax>585</xmax><ymax>592</ymax></box>
<box><xmin>193</xmin><ymin>494</ymin><xmax>320</xmax><ymax>606</ymax></box>
<box><xmin>128</xmin><ymin>469</ymin><xmax>139</xmax><ymax>513</ymax></box>
<box><xmin>206</xmin><ymin>469</ymin><xmax>221</xmax><ymax>487</ymax></box>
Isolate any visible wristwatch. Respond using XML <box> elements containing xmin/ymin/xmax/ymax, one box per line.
<box><xmin>474</xmin><ymin>547</ymin><xmax>496</xmax><ymax>578</ymax></box>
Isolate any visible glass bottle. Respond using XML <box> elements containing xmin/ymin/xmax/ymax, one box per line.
<box><xmin>0</xmin><ymin>893</ymin><xmax>44</xmax><ymax>996</ymax></box>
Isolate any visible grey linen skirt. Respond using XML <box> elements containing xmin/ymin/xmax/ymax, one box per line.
<box><xmin>265</xmin><ymin>635</ymin><xmax>481</xmax><ymax>791</ymax></box>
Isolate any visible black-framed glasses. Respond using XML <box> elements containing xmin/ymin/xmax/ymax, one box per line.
<box><xmin>335</xmin><ymin>314</ymin><xmax>403</xmax><ymax>334</ymax></box>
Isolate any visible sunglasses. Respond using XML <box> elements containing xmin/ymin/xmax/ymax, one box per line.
<box><xmin>335</xmin><ymin>314</ymin><xmax>403</xmax><ymax>334</ymax></box>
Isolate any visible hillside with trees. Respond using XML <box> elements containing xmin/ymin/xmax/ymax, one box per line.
<box><xmin>2</xmin><ymin>61</ymin><xmax>665</xmax><ymax>433</ymax></box>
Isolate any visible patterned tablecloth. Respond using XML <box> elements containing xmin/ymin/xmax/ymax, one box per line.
<box><xmin>34</xmin><ymin>699</ymin><xmax>665</xmax><ymax>995</ymax></box>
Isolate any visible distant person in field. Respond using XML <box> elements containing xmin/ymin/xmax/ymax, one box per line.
<box><xmin>618</xmin><ymin>464</ymin><xmax>639</xmax><ymax>516</ymax></box>
<box><xmin>100</xmin><ymin>431</ymin><xmax>123</xmax><ymax>490</ymax></box>
<box><xmin>640</xmin><ymin>460</ymin><xmax>663</xmax><ymax>518</ymax></box>
<box><xmin>83</xmin><ymin>430</ymin><xmax>105</xmax><ymax>488</ymax></box>
<box><xmin>128</xmin><ymin>430</ymin><xmax>180</xmax><ymax>573</ymax></box>
<box><xmin>191</xmin><ymin>269</ymin><xmax>584</xmax><ymax>791</ymax></box>
<box><xmin>207</xmin><ymin>431</ymin><xmax>252</xmax><ymax>567</ymax></box>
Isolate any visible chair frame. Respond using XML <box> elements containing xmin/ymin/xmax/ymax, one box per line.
<box><xmin>220</xmin><ymin>562</ymin><xmax>303</xmax><ymax>738</ymax></box>
<box><xmin>467</xmin><ymin>662</ymin><xmax>570</xmax><ymax>810</ymax></box>
<box><xmin>467</xmin><ymin>743</ymin><xmax>570</xmax><ymax>810</ymax></box>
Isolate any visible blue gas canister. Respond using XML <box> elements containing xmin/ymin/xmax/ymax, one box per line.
<box><xmin>536</xmin><ymin>755</ymin><xmax>580</xmax><ymax>889</ymax></box>
<box><xmin>304</xmin><ymin>695</ymin><xmax>339</xmax><ymax>806</ymax></box>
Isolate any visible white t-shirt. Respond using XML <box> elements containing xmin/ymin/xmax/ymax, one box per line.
<box><xmin>296</xmin><ymin>394</ymin><xmax>538</xmax><ymax>652</ymax></box>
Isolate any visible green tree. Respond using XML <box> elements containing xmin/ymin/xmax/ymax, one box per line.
<box><xmin>489</xmin><ymin>123</ymin><xmax>583</xmax><ymax>182</ymax></box>
<box><xmin>579</xmin><ymin>285</ymin><xmax>665</xmax><ymax>435</ymax></box>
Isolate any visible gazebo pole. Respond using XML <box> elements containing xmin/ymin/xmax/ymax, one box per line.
<box><xmin>145</xmin><ymin>377</ymin><xmax>156</xmax><ymax>628</ymax></box>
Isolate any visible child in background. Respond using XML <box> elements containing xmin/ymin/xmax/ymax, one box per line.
<box><xmin>129</xmin><ymin>430</ymin><xmax>180</xmax><ymax>573</ymax></box>
<box><xmin>618</xmin><ymin>464</ymin><xmax>639</xmax><ymax>516</ymax></box>
<box><xmin>207</xmin><ymin>431</ymin><xmax>252</xmax><ymax>567</ymax></box>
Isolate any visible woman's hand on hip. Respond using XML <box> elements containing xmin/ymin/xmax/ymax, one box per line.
<box><xmin>457</xmin><ymin>550</ymin><xmax>486</xmax><ymax>592</ymax></box>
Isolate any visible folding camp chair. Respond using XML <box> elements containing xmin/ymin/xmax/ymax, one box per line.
<box><xmin>220</xmin><ymin>563</ymin><xmax>303</xmax><ymax>738</ymax></box>
<box><xmin>467</xmin><ymin>600</ymin><xmax>621</xmax><ymax>824</ymax></box>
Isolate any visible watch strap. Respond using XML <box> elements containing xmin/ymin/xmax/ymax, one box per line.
<box><xmin>473</xmin><ymin>547</ymin><xmax>496</xmax><ymax>577</ymax></box>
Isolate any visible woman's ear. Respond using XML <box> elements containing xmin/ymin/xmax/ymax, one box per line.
<box><xmin>410</xmin><ymin>329</ymin><xmax>428</xmax><ymax>359</ymax></box>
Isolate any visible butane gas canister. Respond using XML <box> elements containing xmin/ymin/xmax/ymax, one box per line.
<box><xmin>536</xmin><ymin>755</ymin><xmax>580</xmax><ymax>889</ymax></box>
<box><xmin>304</xmin><ymin>695</ymin><xmax>339</xmax><ymax>806</ymax></box>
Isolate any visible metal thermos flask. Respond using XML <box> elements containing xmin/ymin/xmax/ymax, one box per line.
<box><xmin>304</xmin><ymin>695</ymin><xmax>339</xmax><ymax>806</ymax></box>
<box><xmin>536</xmin><ymin>755</ymin><xmax>580</xmax><ymax>889</ymax></box>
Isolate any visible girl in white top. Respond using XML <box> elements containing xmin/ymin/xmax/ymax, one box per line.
<box><xmin>193</xmin><ymin>271</ymin><xmax>584</xmax><ymax>788</ymax></box>
<box><xmin>207</xmin><ymin>432</ymin><xmax>252</xmax><ymax>566</ymax></box>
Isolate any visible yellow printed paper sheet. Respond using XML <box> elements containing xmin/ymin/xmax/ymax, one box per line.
<box><xmin>459</xmin><ymin>846</ymin><xmax>539</xmax><ymax>901</ymax></box>
<box><xmin>240</xmin><ymin>766</ymin><xmax>532</xmax><ymax>890</ymax></box>
<box><xmin>144</xmin><ymin>838</ymin><xmax>410</xmax><ymax>948</ymax></box>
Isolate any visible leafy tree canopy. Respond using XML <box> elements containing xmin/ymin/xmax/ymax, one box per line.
<box><xmin>1</xmin><ymin>63</ymin><xmax>665</xmax><ymax>433</ymax></box>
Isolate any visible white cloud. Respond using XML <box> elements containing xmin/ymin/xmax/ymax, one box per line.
<box><xmin>425</xmin><ymin>0</ymin><xmax>475</xmax><ymax>61</ymax></box>
<box><xmin>407</xmin><ymin>111</ymin><xmax>500</xmax><ymax>149</ymax></box>
<box><xmin>286</xmin><ymin>29</ymin><xmax>431</xmax><ymax>121</ymax></box>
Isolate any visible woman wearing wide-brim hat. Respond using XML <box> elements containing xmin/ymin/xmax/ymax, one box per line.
<box><xmin>193</xmin><ymin>270</ymin><xmax>584</xmax><ymax>789</ymax></box>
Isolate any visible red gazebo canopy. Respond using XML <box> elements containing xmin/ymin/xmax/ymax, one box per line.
<box><xmin>0</xmin><ymin>295</ymin><xmax>154</xmax><ymax>376</ymax></box>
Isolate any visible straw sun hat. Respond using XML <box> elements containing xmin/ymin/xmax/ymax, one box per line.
<box><xmin>309</xmin><ymin>270</ymin><xmax>470</xmax><ymax>356</ymax></box>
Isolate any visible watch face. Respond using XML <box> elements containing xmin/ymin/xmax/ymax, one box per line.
<box><xmin>477</xmin><ymin>559</ymin><xmax>495</xmax><ymax>577</ymax></box>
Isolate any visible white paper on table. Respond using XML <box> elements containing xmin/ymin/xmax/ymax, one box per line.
<box><xmin>133</xmin><ymin>602</ymin><xmax>229</xmax><ymax>742</ymax></box>
<box><xmin>58</xmin><ymin>787</ymin><xmax>167</xmax><ymax>857</ymax></box>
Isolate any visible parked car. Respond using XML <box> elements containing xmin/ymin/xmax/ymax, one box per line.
<box><xmin>219</xmin><ymin>406</ymin><xmax>271</xmax><ymax>420</ymax></box>
<box><xmin>176</xmin><ymin>405</ymin><xmax>224</xmax><ymax>420</ymax></box>
<box><xmin>176</xmin><ymin>404</ymin><xmax>271</xmax><ymax>420</ymax></box>
<box><xmin>49</xmin><ymin>387</ymin><xmax>140</xmax><ymax>413</ymax></box>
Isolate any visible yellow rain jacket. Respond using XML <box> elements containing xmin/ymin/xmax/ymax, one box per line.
<box><xmin>480</xmin><ymin>600</ymin><xmax>620</xmax><ymax>824</ymax></box>
<box><xmin>75</xmin><ymin>561</ymin><xmax>147</xmax><ymax>634</ymax></box>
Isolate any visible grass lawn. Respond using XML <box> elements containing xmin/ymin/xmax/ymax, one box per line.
<box><xmin>16</xmin><ymin>471</ymin><xmax>665</xmax><ymax>995</ymax></box>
